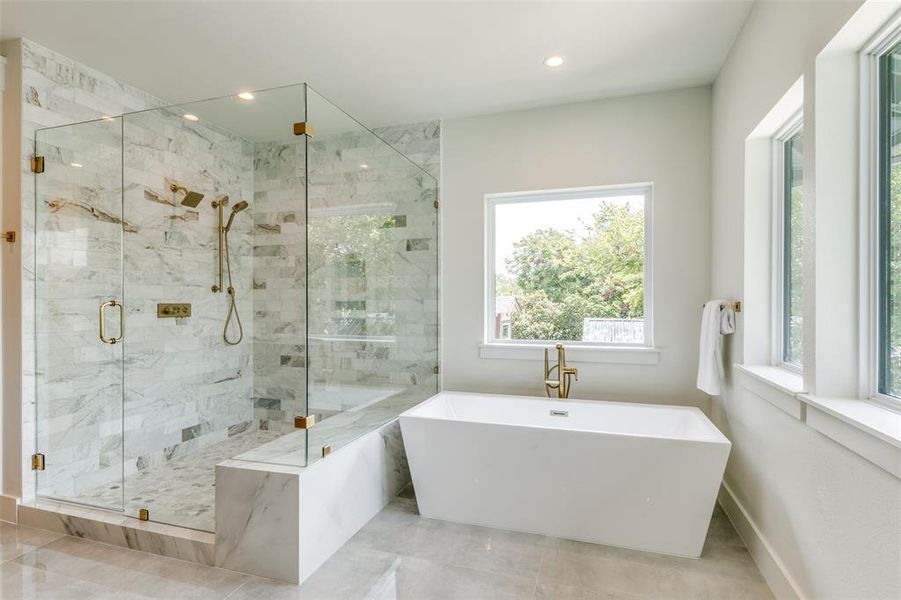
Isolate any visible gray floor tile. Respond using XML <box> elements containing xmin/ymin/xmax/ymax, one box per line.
<box><xmin>13</xmin><ymin>535</ymin><xmax>250</xmax><ymax>599</ymax></box>
<box><xmin>0</xmin><ymin>560</ymin><xmax>123</xmax><ymax>600</ymax></box>
<box><xmin>0</xmin><ymin>522</ymin><xmax>64</xmax><ymax>562</ymax></box>
<box><xmin>447</xmin><ymin>525</ymin><xmax>549</xmax><ymax>580</ymax></box>
<box><xmin>0</xmin><ymin>496</ymin><xmax>773</xmax><ymax>600</ymax></box>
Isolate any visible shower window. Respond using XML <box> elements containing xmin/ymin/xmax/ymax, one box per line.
<box><xmin>485</xmin><ymin>184</ymin><xmax>652</xmax><ymax>347</ymax></box>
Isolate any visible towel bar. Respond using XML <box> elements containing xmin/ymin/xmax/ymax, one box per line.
<box><xmin>702</xmin><ymin>300</ymin><xmax>741</xmax><ymax>312</ymax></box>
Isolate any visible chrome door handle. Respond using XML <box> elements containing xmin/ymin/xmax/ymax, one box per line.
<box><xmin>99</xmin><ymin>300</ymin><xmax>124</xmax><ymax>345</ymax></box>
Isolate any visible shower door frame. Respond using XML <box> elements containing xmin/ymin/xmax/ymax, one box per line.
<box><xmin>32</xmin><ymin>117</ymin><xmax>127</xmax><ymax>513</ymax></box>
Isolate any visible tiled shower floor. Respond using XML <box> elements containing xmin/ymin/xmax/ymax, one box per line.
<box><xmin>79</xmin><ymin>429</ymin><xmax>283</xmax><ymax>532</ymax></box>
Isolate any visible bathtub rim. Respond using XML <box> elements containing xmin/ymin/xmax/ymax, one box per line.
<box><xmin>400</xmin><ymin>390</ymin><xmax>731</xmax><ymax>446</ymax></box>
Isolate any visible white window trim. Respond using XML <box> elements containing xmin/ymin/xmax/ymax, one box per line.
<box><xmin>861</xmin><ymin>16</ymin><xmax>901</xmax><ymax>412</ymax></box>
<box><xmin>771</xmin><ymin>114</ymin><xmax>804</xmax><ymax>373</ymax></box>
<box><xmin>483</xmin><ymin>183</ymin><xmax>654</xmax><ymax>353</ymax></box>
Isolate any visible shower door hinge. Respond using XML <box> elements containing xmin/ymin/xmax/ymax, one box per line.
<box><xmin>295</xmin><ymin>414</ymin><xmax>317</xmax><ymax>429</ymax></box>
<box><xmin>293</xmin><ymin>122</ymin><xmax>315</xmax><ymax>137</ymax></box>
<box><xmin>433</xmin><ymin>200</ymin><xmax>440</xmax><ymax>209</ymax></box>
<box><xmin>31</xmin><ymin>156</ymin><xmax>45</xmax><ymax>173</ymax></box>
<box><xmin>433</xmin><ymin>365</ymin><xmax>439</xmax><ymax>374</ymax></box>
<box><xmin>31</xmin><ymin>454</ymin><xmax>45</xmax><ymax>471</ymax></box>
<box><xmin>138</xmin><ymin>508</ymin><xmax>149</xmax><ymax>521</ymax></box>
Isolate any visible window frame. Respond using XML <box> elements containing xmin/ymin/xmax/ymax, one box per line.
<box><xmin>483</xmin><ymin>183</ymin><xmax>654</xmax><ymax>349</ymax></box>
<box><xmin>772</xmin><ymin>115</ymin><xmax>804</xmax><ymax>373</ymax></box>
<box><xmin>864</xmin><ymin>21</ymin><xmax>901</xmax><ymax>410</ymax></box>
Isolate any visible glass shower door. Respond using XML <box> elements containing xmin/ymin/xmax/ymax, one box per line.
<box><xmin>34</xmin><ymin>118</ymin><xmax>125</xmax><ymax>510</ymax></box>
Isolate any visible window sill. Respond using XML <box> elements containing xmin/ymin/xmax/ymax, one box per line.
<box><xmin>479</xmin><ymin>343</ymin><xmax>660</xmax><ymax>365</ymax></box>
<box><xmin>733</xmin><ymin>364</ymin><xmax>806</xmax><ymax>420</ymax></box>
<box><xmin>798</xmin><ymin>394</ymin><xmax>901</xmax><ymax>479</ymax></box>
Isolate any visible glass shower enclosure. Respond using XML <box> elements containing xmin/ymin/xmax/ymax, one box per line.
<box><xmin>32</xmin><ymin>83</ymin><xmax>439</xmax><ymax>532</ymax></box>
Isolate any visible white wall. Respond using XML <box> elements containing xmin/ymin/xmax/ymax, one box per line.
<box><xmin>711</xmin><ymin>2</ymin><xmax>901</xmax><ymax>599</ymax></box>
<box><xmin>441</xmin><ymin>86</ymin><xmax>712</xmax><ymax>408</ymax></box>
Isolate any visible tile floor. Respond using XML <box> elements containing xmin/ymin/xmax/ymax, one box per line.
<box><xmin>0</xmin><ymin>488</ymin><xmax>773</xmax><ymax>599</ymax></box>
<box><xmin>78</xmin><ymin>429</ymin><xmax>283</xmax><ymax>532</ymax></box>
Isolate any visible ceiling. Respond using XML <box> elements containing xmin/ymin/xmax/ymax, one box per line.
<box><xmin>1</xmin><ymin>1</ymin><xmax>753</xmax><ymax>128</ymax></box>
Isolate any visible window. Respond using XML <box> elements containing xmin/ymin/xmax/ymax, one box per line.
<box><xmin>776</xmin><ymin>125</ymin><xmax>804</xmax><ymax>369</ymax></box>
<box><xmin>878</xmin><ymin>41</ymin><xmax>901</xmax><ymax>398</ymax></box>
<box><xmin>485</xmin><ymin>184</ymin><xmax>651</xmax><ymax>347</ymax></box>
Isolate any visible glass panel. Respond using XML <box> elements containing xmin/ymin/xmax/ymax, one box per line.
<box><xmin>880</xmin><ymin>46</ymin><xmax>901</xmax><ymax>396</ymax></box>
<box><xmin>782</xmin><ymin>132</ymin><xmax>803</xmax><ymax>367</ymax></box>
<box><xmin>34</xmin><ymin>118</ymin><xmax>124</xmax><ymax>510</ymax></box>
<box><xmin>491</xmin><ymin>188</ymin><xmax>647</xmax><ymax>344</ymax></box>
<box><xmin>302</xmin><ymin>85</ymin><xmax>439</xmax><ymax>462</ymax></box>
<box><xmin>119</xmin><ymin>85</ymin><xmax>307</xmax><ymax>530</ymax></box>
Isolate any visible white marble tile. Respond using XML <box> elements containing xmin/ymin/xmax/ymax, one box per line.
<box><xmin>214</xmin><ymin>462</ymin><xmax>299</xmax><ymax>582</ymax></box>
<box><xmin>17</xmin><ymin>501</ymin><xmax>215</xmax><ymax>565</ymax></box>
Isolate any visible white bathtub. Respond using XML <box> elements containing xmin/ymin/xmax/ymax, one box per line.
<box><xmin>399</xmin><ymin>391</ymin><xmax>731</xmax><ymax>558</ymax></box>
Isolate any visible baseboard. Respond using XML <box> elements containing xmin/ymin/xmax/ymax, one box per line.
<box><xmin>718</xmin><ymin>482</ymin><xmax>805</xmax><ymax>600</ymax></box>
<box><xmin>0</xmin><ymin>494</ymin><xmax>18</xmax><ymax>523</ymax></box>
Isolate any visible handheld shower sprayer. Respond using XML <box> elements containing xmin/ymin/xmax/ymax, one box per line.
<box><xmin>219</xmin><ymin>199</ymin><xmax>249</xmax><ymax>346</ymax></box>
<box><xmin>224</xmin><ymin>200</ymin><xmax>249</xmax><ymax>233</ymax></box>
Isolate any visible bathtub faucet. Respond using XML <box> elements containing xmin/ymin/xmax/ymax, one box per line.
<box><xmin>544</xmin><ymin>343</ymin><xmax>578</xmax><ymax>398</ymax></box>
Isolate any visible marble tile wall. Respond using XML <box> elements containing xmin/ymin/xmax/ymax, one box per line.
<box><xmin>120</xmin><ymin>108</ymin><xmax>255</xmax><ymax>473</ymax></box>
<box><xmin>250</xmin><ymin>138</ymin><xmax>307</xmax><ymax>433</ymax></box>
<box><xmin>20</xmin><ymin>39</ymin><xmax>254</xmax><ymax>501</ymax></box>
<box><xmin>15</xmin><ymin>37</ymin><xmax>161</xmax><ymax>504</ymax></box>
<box><xmin>252</xmin><ymin>122</ymin><xmax>440</xmax><ymax>431</ymax></box>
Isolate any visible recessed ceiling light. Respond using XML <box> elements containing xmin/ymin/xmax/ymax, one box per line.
<box><xmin>360</xmin><ymin>163</ymin><xmax>370</xmax><ymax>170</ymax></box>
<box><xmin>237</xmin><ymin>92</ymin><xmax>255</xmax><ymax>101</ymax></box>
<box><xmin>183</xmin><ymin>114</ymin><xmax>199</xmax><ymax>122</ymax></box>
<box><xmin>543</xmin><ymin>55</ymin><xmax>565</xmax><ymax>68</ymax></box>
<box><xmin>70</xmin><ymin>162</ymin><xmax>83</xmax><ymax>168</ymax></box>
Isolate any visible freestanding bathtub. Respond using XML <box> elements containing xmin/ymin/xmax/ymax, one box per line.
<box><xmin>399</xmin><ymin>391</ymin><xmax>731</xmax><ymax>558</ymax></box>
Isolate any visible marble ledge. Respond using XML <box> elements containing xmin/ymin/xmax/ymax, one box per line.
<box><xmin>17</xmin><ymin>499</ymin><xmax>215</xmax><ymax>566</ymax></box>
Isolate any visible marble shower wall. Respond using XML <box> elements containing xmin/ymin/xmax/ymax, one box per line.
<box><xmin>16</xmin><ymin>37</ymin><xmax>441</xmax><ymax>505</ymax></box>
<box><xmin>22</xmin><ymin>38</ymin><xmax>254</xmax><ymax>500</ymax></box>
<box><xmin>120</xmin><ymin>108</ymin><xmax>254</xmax><ymax>472</ymax></box>
<box><xmin>17</xmin><ymin>37</ymin><xmax>158</xmax><ymax>503</ymax></box>
<box><xmin>251</xmin><ymin>139</ymin><xmax>307</xmax><ymax>432</ymax></box>
<box><xmin>252</xmin><ymin>122</ymin><xmax>440</xmax><ymax>430</ymax></box>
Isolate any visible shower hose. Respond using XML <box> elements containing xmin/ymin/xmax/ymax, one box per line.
<box><xmin>222</xmin><ymin>228</ymin><xmax>244</xmax><ymax>345</ymax></box>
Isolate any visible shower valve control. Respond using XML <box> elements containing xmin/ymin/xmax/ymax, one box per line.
<box><xmin>157</xmin><ymin>303</ymin><xmax>192</xmax><ymax>318</ymax></box>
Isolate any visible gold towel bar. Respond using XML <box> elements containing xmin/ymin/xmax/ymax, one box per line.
<box><xmin>703</xmin><ymin>300</ymin><xmax>741</xmax><ymax>313</ymax></box>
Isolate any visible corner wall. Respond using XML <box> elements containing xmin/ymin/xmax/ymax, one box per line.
<box><xmin>441</xmin><ymin>86</ymin><xmax>712</xmax><ymax>408</ymax></box>
<box><xmin>710</xmin><ymin>2</ymin><xmax>901</xmax><ymax>598</ymax></box>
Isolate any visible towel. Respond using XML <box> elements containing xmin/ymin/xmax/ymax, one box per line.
<box><xmin>697</xmin><ymin>300</ymin><xmax>735</xmax><ymax>395</ymax></box>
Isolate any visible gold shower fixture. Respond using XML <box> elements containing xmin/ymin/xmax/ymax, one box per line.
<box><xmin>170</xmin><ymin>183</ymin><xmax>205</xmax><ymax>208</ymax></box>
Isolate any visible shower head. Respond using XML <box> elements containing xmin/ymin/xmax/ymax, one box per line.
<box><xmin>170</xmin><ymin>184</ymin><xmax>205</xmax><ymax>208</ymax></box>
<box><xmin>224</xmin><ymin>200</ymin><xmax>250</xmax><ymax>233</ymax></box>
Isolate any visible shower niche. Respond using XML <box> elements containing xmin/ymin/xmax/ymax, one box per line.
<box><xmin>32</xmin><ymin>83</ymin><xmax>439</xmax><ymax>537</ymax></box>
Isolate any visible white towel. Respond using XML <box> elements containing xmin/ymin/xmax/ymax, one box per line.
<box><xmin>697</xmin><ymin>300</ymin><xmax>735</xmax><ymax>395</ymax></box>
